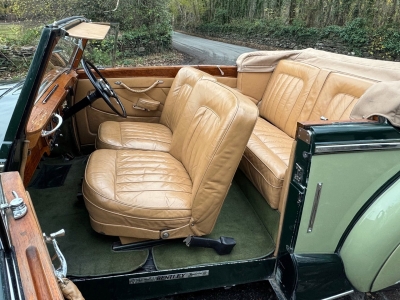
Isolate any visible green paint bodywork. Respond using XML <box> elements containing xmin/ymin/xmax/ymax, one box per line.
<box><xmin>295</xmin><ymin>150</ymin><xmax>400</xmax><ymax>254</ymax></box>
<box><xmin>372</xmin><ymin>243</ymin><xmax>400</xmax><ymax>292</ymax></box>
<box><xmin>341</xmin><ymin>179</ymin><xmax>400</xmax><ymax>292</ymax></box>
<box><xmin>276</xmin><ymin>123</ymin><xmax>400</xmax><ymax>298</ymax></box>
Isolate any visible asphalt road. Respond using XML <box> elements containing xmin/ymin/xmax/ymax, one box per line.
<box><xmin>172</xmin><ymin>31</ymin><xmax>256</xmax><ymax>65</ymax></box>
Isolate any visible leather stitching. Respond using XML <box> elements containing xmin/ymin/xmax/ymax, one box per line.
<box><xmin>243</xmin><ymin>142</ymin><xmax>286</xmax><ymax>184</ymax></box>
<box><xmin>241</xmin><ymin>154</ymin><xmax>283</xmax><ymax>188</ymax></box>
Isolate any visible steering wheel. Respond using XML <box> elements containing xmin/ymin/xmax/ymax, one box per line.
<box><xmin>81</xmin><ymin>59</ymin><xmax>127</xmax><ymax>118</ymax></box>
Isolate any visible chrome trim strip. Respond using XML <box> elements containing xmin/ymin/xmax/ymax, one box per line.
<box><xmin>5</xmin><ymin>258</ymin><xmax>16</xmax><ymax>300</ymax></box>
<box><xmin>34</xmin><ymin>71</ymin><xmax>66</xmax><ymax>104</ymax></box>
<box><xmin>129</xmin><ymin>270</ymin><xmax>209</xmax><ymax>284</ymax></box>
<box><xmin>0</xmin><ymin>162</ymin><xmax>4</xmax><ymax>172</ymax></box>
<box><xmin>42</xmin><ymin>84</ymin><xmax>58</xmax><ymax>104</ymax></box>
<box><xmin>268</xmin><ymin>278</ymin><xmax>287</xmax><ymax>300</ymax></box>
<box><xmin>315</xmin><ymin>142</ymin><xmax>400</xmax><ymax>154</ymax></box>
<box><xmin>297</xmin><ymin>128</ymin><xmax>311</xmax><ymax>144</ymax></box>
<box><xmin>321</xmin><ymin>290</ymin><xmax>354</xmax><ymax>300</ymax></box>
<box><xmin>11</xmin><ymin>255</ymin><xmax>23</xmax><ymax>300</ymax></box>
<box><xmin>307</xmin><ymin>183</ymin><xmax>323</xmax><ymax>233</ymax></box>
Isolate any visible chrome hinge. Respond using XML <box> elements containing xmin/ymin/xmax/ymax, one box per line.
<box><xmin>0</xmin><ymin>191</ymin><xmax>28</xmax><ymax>220</ymax></box>
<box><xmin>43</xmin><ymin>229</ymin><xmax>67</xmax><ymax>281</ymax></box>
<box><xmin>297</xmin><ymin>128</ymin><xmax>312</xmax><ymax>144</ymax></box>
<box><xmin>293</xmin><ymin>163</ymin><xmax>304</xmax><ymax>185</ymax></box>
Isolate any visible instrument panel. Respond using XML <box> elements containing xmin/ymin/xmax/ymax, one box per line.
<box><xmin>23</xmin><ymin>70</ymin><xmax>78</xmax><ymax>186</ymax></box>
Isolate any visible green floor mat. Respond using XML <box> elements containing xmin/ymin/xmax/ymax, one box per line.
<box><xmin>29</xmin><ymin>156</ymin><xmax>149</xmax><ymax>277</ymax></box>
<box><xmin>29</xmin><ymin>164</ymin><xmax>71</xmax><ymax>189</ymax></box>
<box><xmin>152</xmin><ymin>181</ymin><xmax>275</xmax><ymax>270</ymax></box>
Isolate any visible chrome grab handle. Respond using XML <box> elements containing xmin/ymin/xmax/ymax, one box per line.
<box><xmin>41</xmin><ymin>113</ymin><xmax>63</xmax><ymax>137</ymax></box>
<box><xmin>43</xmin><ymin>229</ymin><xmax>67</xmax><ymax>280</ymax></box>
<box><xmin>307</xmin><ymin>183</ymin><xmax>323</xmax><ymax>233</ymax></box>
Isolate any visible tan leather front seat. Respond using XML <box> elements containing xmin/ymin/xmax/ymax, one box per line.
<box><xmin>96</xmin><ymin>67</ymin><xmax>215</xmax><ymax>151</ymax></box>
<box><xmin>83</xmin><ymin>79</ymin><xmax>258</xmax><ymax>243</ymax></box>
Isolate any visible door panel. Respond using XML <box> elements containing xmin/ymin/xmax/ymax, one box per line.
<box><xmin>74</xmin><ymin>77</ymin><xmax>174</xmax><ymax>146</ymax></box>
<box><xmin>74</xmin><ymin>65</ymin><xmax>238</xmax><ymax>146</ymax></box>
<box><xmin>0</xmin><ymin>172</ymin><xmax>63</xmax><ymax>299</ymax></box>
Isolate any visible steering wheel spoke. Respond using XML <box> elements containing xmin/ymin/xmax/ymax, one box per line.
<box><xmin>81</xmin><ymin>59</ymin><xmax>127</xmax><ymax>118</ymax></box>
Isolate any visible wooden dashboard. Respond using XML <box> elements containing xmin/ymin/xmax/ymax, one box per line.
<box><xmin>23</xmin><ymin>70</ymin><xmax>77</xmax><ymax>186</ymax></box>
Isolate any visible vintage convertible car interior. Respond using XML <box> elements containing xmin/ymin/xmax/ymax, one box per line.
<box><xmin>2</xmin><ymin>17</ymin><xmax>400</xmax><ymax>300</ymax></box>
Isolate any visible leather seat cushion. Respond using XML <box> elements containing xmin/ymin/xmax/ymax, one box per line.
<box><xmin>239</xmin><ymin>117</ymin><xmax>293</xmax><ymax>209</ymax></box>
<box><xmin>96</xmin><ymin>121</ymin><xmax>172</xmax><ymax>152</ymax></box>
<box><xmin>83</xmin><ymin>149</ymin><xmax>192</xmax><ymax>236</ymax></box>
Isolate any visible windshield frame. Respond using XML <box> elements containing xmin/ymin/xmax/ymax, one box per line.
<box><xmin>1</xmin><ymin>16</ymin><xmax>89</xmax><ymax>172</ymax></box>
<box><xmin>34</xmin><ymin>35</ymin><xmax>81</xmax><ymax>104</ymax></box>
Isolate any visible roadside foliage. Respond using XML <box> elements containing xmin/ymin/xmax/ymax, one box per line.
<box><xmin>0</xmin><ymin>0</ymin><xmax>173</xmax><ymax>79</ymax></box>
<box><xmin>170</xmin><ymin>0</ymin><xmax>400</xmax><ymax>61</ymax></box>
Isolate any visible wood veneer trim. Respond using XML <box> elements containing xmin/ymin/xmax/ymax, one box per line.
<box><xmin>26</xmin><ymin>70</ymin><xmax>77</xmax><ymax>134</ymax></box>
<box><xmin>297</xmin><ymin>119</ymin><xmax>376</xmax><ymax>129</ymax></box>
<box><xmin>76</xmin><ymin>65</ymin><xmax>238</xmax><ymax>79</ymax></box>
<box><xmin>26</xmin><ymin>246</ymin><xmax>53</xmax><ymax>300</ymax></box>
<box><xmin>1</xmin><ymin>172</ymin><xmax>63</xmax><ymax>300</ymax></box>
<box><xmin>23</xmin><ymin>138</ymin><xmax>50</xmax><ymax>187</ymax></box>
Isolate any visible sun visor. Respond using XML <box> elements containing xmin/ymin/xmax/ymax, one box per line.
<box><xmin>66</xmin><ymin>22</ymin><xmax>110</xmax><ymax>40</ymax></box>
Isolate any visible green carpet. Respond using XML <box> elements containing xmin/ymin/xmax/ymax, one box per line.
<box><xmin>29</xmin><ymin>156</ymin><xmax>149</xmax><ymax>277</ymax></box>
<box><xmin>152</xmin><ymin>181</ymin><xmax>275</xmax><ymax>270</ymax></box>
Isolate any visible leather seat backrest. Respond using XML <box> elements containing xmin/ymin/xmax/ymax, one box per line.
<box><xmin>169</xmin><ymin>79</ymin><xmax>258</xmax><ymax>236</ymax></box>
<box><xmin>258</xmin><ymin>60</ymin><xmax>321</xmax><ymax>138</ymax></box>
<box><xmin>160</xmin><ymin>67</ymin><xmax>215</xmax><ymax>133</ymax></box>
<box><xmin>307</xmin><ymin>73</ymin><xmax>374</xmax><ymax>121</ymax></box>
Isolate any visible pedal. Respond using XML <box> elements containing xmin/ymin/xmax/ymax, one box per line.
<box><xmin>76</xmin><ymin>192</ymin><xmax>83</xmax><ymax>201</ymax></box>
<box><xmin>63</xmin><ymin>153</ymin><xmax>75</xmax><ymax>161</ymax></box>
<box><xmin>183</xmin><ymin>236</ymin><xmax>236</xmax><ymax>255</ymax></box>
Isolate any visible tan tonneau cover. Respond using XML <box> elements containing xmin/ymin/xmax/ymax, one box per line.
<box><xmin>350</xmin><ymin>81</ymin><xmax>400</xmax><ymax>126</ymax></box>
<box><xmin>236</xmin><ymin>48</ymin><xmax>400</xmax><ymax>82</ymax></box>
<box><xmin>66</xmin><ymin>22</ymin><xmax>110</xmax><ymax>40</ymax></box>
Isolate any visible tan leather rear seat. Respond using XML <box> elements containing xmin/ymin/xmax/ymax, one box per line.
<box><xmin>83</xmin><ymin>79</ymin><xmax>258</xmax><ymax>242</ymax></box>
<box><xmin>308</xmin><ymin>73</ymin><xmax>374</xmax><ymax>121</ymax></box>
<box><xmin>240</xmin><ymin>60</ymin><xmax>321</xmax><ymax>209</ymax></box>
<box><xmin>240</xmin><ymin>60</ymin><xmax>374</xmax><ymax>210</ymax></box>
<box><xmin>96</xmin><ymin>67</ymin><xmax>215</xmax><ymax>151</ymax></box>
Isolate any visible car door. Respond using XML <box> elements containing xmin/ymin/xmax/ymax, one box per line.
<box><xmin>0</xmin><ymin>171</ymin><xmax>64</xmax><ymax>299</ymax></box>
